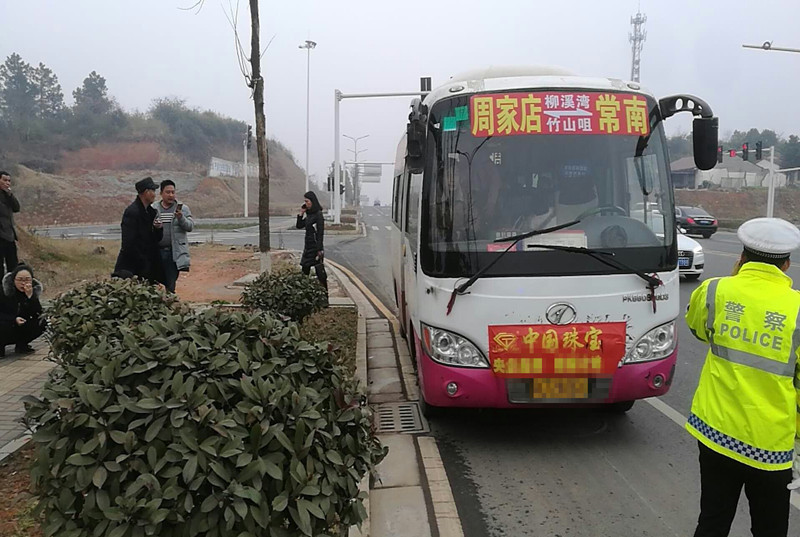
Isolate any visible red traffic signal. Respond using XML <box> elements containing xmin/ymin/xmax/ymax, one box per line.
<box><xmin>742</xmin><ymin>142</ymin><xmax>749</xmax><ymax>161</ymax></box>
<box><xmin>729</xmin><ymin>150</ymin><xmax>737</xmax><ymax>157</ymax></box>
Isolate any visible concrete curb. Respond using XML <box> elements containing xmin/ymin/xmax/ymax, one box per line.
<box><xmin>0</xmin><ymin>434</ymin><xmax>31</xmax><ymax>464</ymax></box>
<box><xmin>328</xmin><ymin>260</ymin><xmax>464</xmax><ymax>537</ymax></box>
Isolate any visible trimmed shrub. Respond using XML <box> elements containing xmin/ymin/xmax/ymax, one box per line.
<box><xmin>241</xmin><ymin>269</ymin><xmax>327</xmax><ymax>323</ymax></box>
<box><xmin>46</xmin><ymin>278</ymin><xmax>184</xmax><ymax>363</ymax></box>
<box><xmin>25</xmin><ymin>280</ymin><xmax>384</xmax><ymax>537</ymax></box>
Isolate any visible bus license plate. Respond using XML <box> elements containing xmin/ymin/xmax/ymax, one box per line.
<box><xmin>678</xmin><ymin>257</ymin><xmax>690</xmax><ymax>268</ymax></box>
<box><xmin>531</xmin><ymin>378</ymin><xmax>589</xmax><ymax>399</ymax></box>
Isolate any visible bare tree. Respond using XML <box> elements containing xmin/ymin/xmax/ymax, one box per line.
<box><xmin>183</xmin><ymin>0</ymin><xmax>273</xmax><ymax>271</ymax></box>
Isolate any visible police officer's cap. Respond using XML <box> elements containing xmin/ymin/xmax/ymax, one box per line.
<box><xmin>737</xmin><ymin>217</ymin><xmax>800</xmax><ymax>258</ymax></box>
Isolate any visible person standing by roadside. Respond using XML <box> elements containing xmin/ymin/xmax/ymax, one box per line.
<box><xmin>0</xmin><ymin>171</ymin><xmax>20</xmax><ymax>279</ymax></box>
<box><xmin>112</xmin><ymin>177</ymin><xmax>163</xmax><ymax>283</ymax></box>
<box><xmin>685</xmin><ymin>217</ymin><xmax>800</xmax><ymax>537</ymax></box>
<box><xmin>0</xmin><ymin>263</ymin><xmax>46</xmax><ymax>357</ymax></box>
<box><xmin>296</xmin><ymin>191</ymin><xmax>327</xmax><ymax>291</ymax></box>
<box><xmin>154</xmin><ymin>180</ymin><xmax>194</xmax><ymax>293</ymax></box>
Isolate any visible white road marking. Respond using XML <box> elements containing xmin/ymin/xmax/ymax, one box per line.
<box><xmin>385</xmin><ymin>226</ymin><xmax>393</xmax><ymax>231</ymax></box>
<box><xmin>372</xmin><ymin>226</ymin><xmax>380</xmax><ymax>231</ymax></box>
<box><xmin>644</xmin><ymin>397</ymin><xmax>800</xmax><ymax>511</ymax></box>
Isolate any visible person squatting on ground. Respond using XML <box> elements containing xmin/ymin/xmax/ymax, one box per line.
<box><xmin>112</xmin><ymin>177</ymin><xmax>163</xmax><ymax>283</ymax></box>
<box><xmin>0</xmin><ymin>263</ymin><xmax>46</xmax><ymax>357</ymax></box>
<box><xmin>0</xmin><ymin>171</ymin><xmax>21</xmax><ymax>279</ymax></box>
<box><xmin>296</xmin><ymin>191</ymin><xmax>327</xmax><ymax>292</ymax></box>
<box><xmin>685</xmin><ymin>217</ymin><xmax>800</xmax><ymax>537</ymax></box>
<box><xmin>154</xmin><ymin>179</ymin><xmax>194</xmax><ymax>293</ymax></box>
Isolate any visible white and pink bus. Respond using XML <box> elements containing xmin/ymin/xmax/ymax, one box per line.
<box><xmin>390</xmin><ymin>66</ymin><xmax>718</xmax><ymax>415</ymax></box>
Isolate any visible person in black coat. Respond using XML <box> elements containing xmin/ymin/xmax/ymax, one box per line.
<box><xmin>0</xmin><ymin>263</ymin><xmax>46</xmax><ymax>357</ymax></box>
<box><xmin>296</xmin><ymin>191</ymin><xmax>327</xmax><ymax>290</ymax></box>
<box><xmin>0</xmin><ymin>171</ymin><xmax>21</xmax><ymax>279</ymax></box>
<box><xmin>112</xmin><ymin>177</ymin><xmax>164</xmax><ymax>283</ymax></box>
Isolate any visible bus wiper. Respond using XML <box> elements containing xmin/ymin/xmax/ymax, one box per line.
<box><xmin>446</xmin><ymin>220</ymin><xmax>580</xmax><ymax>315</ymax></box>
<box><xmin>526</xmin><ymin>243</ymin><xmax>663</xmax><ymax>314</ymax></box>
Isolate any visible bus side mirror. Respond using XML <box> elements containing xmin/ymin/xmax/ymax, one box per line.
<box><xmin>406</xmin><ymin>121</ymin><xmax>425</xmax><ymax>174</ymax></box>
<box><xmin>405</xmin><ymin>99</ymin><xmax>428</xmax><ymax>174</ymax></box>
<box><xmin>692</xmin><ymin>116</ymin><xmax>718</xmax><ymax>171</ymax></box>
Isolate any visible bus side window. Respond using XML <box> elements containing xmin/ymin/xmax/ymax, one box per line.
<box><xmin>393</xmin><ymin>174</ymin><xmax>401</xmax><ymax>224</ymax></box>
<box><xmin>406</xmin><ymin>173</ymin><xmax>422</xmax><ymax>247</ymax></box>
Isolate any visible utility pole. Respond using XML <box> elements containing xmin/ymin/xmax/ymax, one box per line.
<box><xmin>344</xmin><ymin>134</ymin><xmax>368</xmax><ymax>207</ymax></box>
<box><xmin>299</xmin><ymin>40</ymin><xmax>317</xmax><ymax>193</ymax></box>
<box><xmin>629</xmin><ymin>7</ymin><xmax>647</xmax><ymax>82</ymax></box>
<box><xmin>243</xmin><ymin>124</ymin><xmax>251</xmax><ymax>218</ymax></box>
<box><xmin>767</xmin><ymin>146</ymin><xmax>777</xmax><ymax>217</ymax></box>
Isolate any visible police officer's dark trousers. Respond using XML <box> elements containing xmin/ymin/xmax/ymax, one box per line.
<box><xmin>694</xmin><ymin>442</ymin><xmax>792</xmax><ymax>537</ymax></box>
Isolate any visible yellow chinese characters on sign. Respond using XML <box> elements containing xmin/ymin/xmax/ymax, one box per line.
<box><xmin>623</xmin><ymin>96</ymin><xmax>648</xmax><ymax>135</ymax></box>
<box><xmin>487</xmin><ymin>323</ymin><xmax>627</xmax><ymax>378</ymax></box>
<box><xmin>472</xmin><ymin>97</ymin><xmax>495</xmax><ymax>136</ymax></box>
<box><xmin>596</xmin><ymin>94</ymin><xmax>621</xmax><ymax>134</ymax></box>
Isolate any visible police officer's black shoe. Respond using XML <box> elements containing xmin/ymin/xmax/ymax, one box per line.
<box><xmin>14</xmin><ymin>344</ymin><xmax>35</xmax><ymax>355</ymax></box>
<box><xmin>0</xmin><ymin>346</ymin><xmax>5</xmax><ymax>358</ymax></box>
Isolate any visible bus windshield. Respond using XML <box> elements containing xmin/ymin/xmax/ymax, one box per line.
<box><xmin>420</xmin><ymin>90</ymin><xmax>676</xmax><ymax>278</ymax></box>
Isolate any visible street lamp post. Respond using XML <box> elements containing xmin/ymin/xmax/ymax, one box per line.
<box><xmin>299</xmin><ymin>40</ymin><xmax>317</xmax><ymax>193</ymax></box>
<box><xmin>344</xmin><ymin>134</ymin><xmax>368</xmax><ymax>206</ymax></box>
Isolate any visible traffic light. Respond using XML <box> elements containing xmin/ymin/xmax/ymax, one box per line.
<box><xmin>755</xmin><ymin>141</ymin><xmax>763</xmax><ymax>160</ymax></box>
<box><xmin>246</xmin><ymin>125</ymin><xmax>252</xmax><ymax>149</ymax></box>
<box><xmin>340</xmin><ymin>184</ymin><xmax>345</xmax><ymax>195</ymax></box>
<box><xmin>717</xmin><ymin>146</ymin><xmax>723</xmax><ymax>164</ymax></box>
<box><xmin>742</xmin><ymin>142</ymin><xmax>749</xmax><ymax>161</ymax></box>
<box><xmin>327</xmin><ymin>174</ymin><xmax>333</xmax><ymax>191</ymax></box>
<box><xmin>729</xmin><ymin>150</ymin><xmax>737</xmax><ymax>157</ymax></box>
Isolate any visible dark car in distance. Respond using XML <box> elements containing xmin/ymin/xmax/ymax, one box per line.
<box><xmin>675</xmin><ymin>206</ymin><xmax>718</xmax><ymax>238</ymax></box>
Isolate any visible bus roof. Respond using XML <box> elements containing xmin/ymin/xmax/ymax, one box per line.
<box><xmin>422</xmin><ymin>65</ymin><xmax>654</xmax><ymax>108</ymax></box>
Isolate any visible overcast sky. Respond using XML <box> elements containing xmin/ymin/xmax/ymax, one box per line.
<box><xmin>3</xmin><ymin>0</ymin><xmax>799</xmax><ymax>203</ymax></box>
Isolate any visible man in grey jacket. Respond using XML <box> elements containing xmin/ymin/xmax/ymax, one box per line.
<box><xmin>0</xmin><ymin>171</ymin><xmax>20</xmax><ymax>279</ymax></box>
<box><xmin>155</xmin><ymin>180</ymin><xmax>194</xmax><ymax>293</ymax></box>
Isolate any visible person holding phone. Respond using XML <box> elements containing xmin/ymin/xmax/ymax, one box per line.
<box><xmin>0</xmin><ymin>263</ymin><xmax>46</xmax><ymax>357</ymax></box>
<box><xmin>154</xmin><ymin>180</ymin><xmax>194</xmax><ymax>293</ymax></box>
<box><xmin>296</xmin><ymin>191</ymin><xmax>327</xmax><ymax>293</ymax></box>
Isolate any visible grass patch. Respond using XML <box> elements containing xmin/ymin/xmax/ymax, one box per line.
<box><xmin>299</xmin><ymin>307</ymin><xmax>359</xmax><ymax>375</ymax></box>
<box><xmin>16</xmin><ymin>229</ymin><xmax>118</xmax><ymax>299</ymax></box>
<box><xmin>326</xmin><ymin>224</ymin><xmax>357</xmax><ymax>231</ymax></box>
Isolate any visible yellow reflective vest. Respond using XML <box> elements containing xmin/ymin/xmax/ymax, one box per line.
<box><xmin>686</xmin><ymin>262</ymin><xmax>800</xmax><ymax>471</ymax></box>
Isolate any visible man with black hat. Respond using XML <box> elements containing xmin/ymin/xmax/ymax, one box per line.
<box><xmin>113</xmin><ymin>177</ymin><xmax>163</xmax><ymax>283</ymax></box>
<box><xmin>685</xmin><ymin>217</ymin><xmax>800</xmax><ymax>537</ymax></box>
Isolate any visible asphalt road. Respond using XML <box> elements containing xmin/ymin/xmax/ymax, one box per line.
<box><xmin>345</xmin><ymin>211</ymin><xmax>800</xmax><ymax>537</ymax></box>
<box><xmin>46</xmin><ymin>210</ymin><xmax>800</xmax><ymax>535</ymax></box>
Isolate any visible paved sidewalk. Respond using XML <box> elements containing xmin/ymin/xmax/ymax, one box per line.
<box><xmin>328</xmin><ymin>262</ymin><xmax>464</xmax><ymax>537</ymax></box>
<box><xmin>0</xmin><ymin>339</ymin><xmax>54</xmax><ymax>462</ymax></box>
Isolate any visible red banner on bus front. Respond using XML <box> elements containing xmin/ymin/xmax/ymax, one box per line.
<box><xmin>488</xmin><ymin>322</ymin><xmax>627</xmax><ymax>378</ymax></box>
<box><xmin>470</xmin><ymin>92</ymin><xmax>649</xmax><ymax>138</ymax></box>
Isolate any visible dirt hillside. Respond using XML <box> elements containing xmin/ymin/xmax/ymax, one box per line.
<box><xmin>10</xmin><ymin>141</ymin><xmax>305</xmax><ymax>226</ymax></box>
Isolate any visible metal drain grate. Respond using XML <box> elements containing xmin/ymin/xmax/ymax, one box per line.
<box><xmin>374</xmin><ymin>402</ymin><xmax>428</xmax><ymax>434</ymax></box>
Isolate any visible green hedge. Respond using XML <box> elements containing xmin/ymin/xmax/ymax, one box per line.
<box><xmin>25</xmin><ymin>279</ymin><xmax>385</xmax><ymax>537</ymax></box>
<box><xmin>241</xmin><ymin>269</ymin><xmax>327</xmax><ymax>323</ymax></box>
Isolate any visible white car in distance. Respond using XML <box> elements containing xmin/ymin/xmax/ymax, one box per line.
<box><xmin>635</xmin><ymin>209</ymin><xmax>704</xmax><ymax>281</ymax></box>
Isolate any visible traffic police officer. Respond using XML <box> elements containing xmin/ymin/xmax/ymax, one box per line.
<box><xmin>686</xmin><ymin>217</ymin><xmax>800</xmax><ymax>537</ymax></box>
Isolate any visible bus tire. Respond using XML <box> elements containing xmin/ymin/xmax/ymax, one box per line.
<box><xmin>419</xmin><ymin>394</ymin><xmax>441</xmax><ymax>420</ymax></box>
<box><xmin>607</xmin><ymin>400</ymin><xmax>635</xmax><ymax>413</ymax></box>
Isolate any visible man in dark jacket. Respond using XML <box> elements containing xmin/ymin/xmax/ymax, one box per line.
<box><xmin>296</xmin><ymin>191</ymin><xmax>327</xmax><ymax>290</ymax></box>
<box><xmin>0</xmin><ymin>263</ymin><xmax>46</xmax><ymax>357</ymax></box>
<box><xmin>113</xmin><ymin>177</ymin><xmax>163</xmax><ymax>283</ymax></box>
<box><xmin>0</xmin><ymin>171</ymin><xmax>20</xmax><ymax>279</ymax></box>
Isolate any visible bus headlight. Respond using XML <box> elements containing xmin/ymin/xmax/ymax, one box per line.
<box><xmin>624</xmin><ymin>321</ymin><xmax>676</xmax><ymax>363</ymax></box>
<box><xmin>421</xmin><ymin>324</ymin><xmax>489</xmax><ymax>368</ymax></box>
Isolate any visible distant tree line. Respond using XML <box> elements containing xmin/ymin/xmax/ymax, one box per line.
<box><xmin>667</xmin><ymin>127</ymin><xmax>800</xmax><ymax>170</ymax></box>
<box><xmin>0</xmin><ymin>52</ymin><xmax>295</xmax><ymax>173</ymax></box>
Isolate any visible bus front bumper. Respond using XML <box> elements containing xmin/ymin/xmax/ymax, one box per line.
<box><xmin>415</xmin><ymin>334</ymin><xmax>677</xmax><ymax>408</ymax></box>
